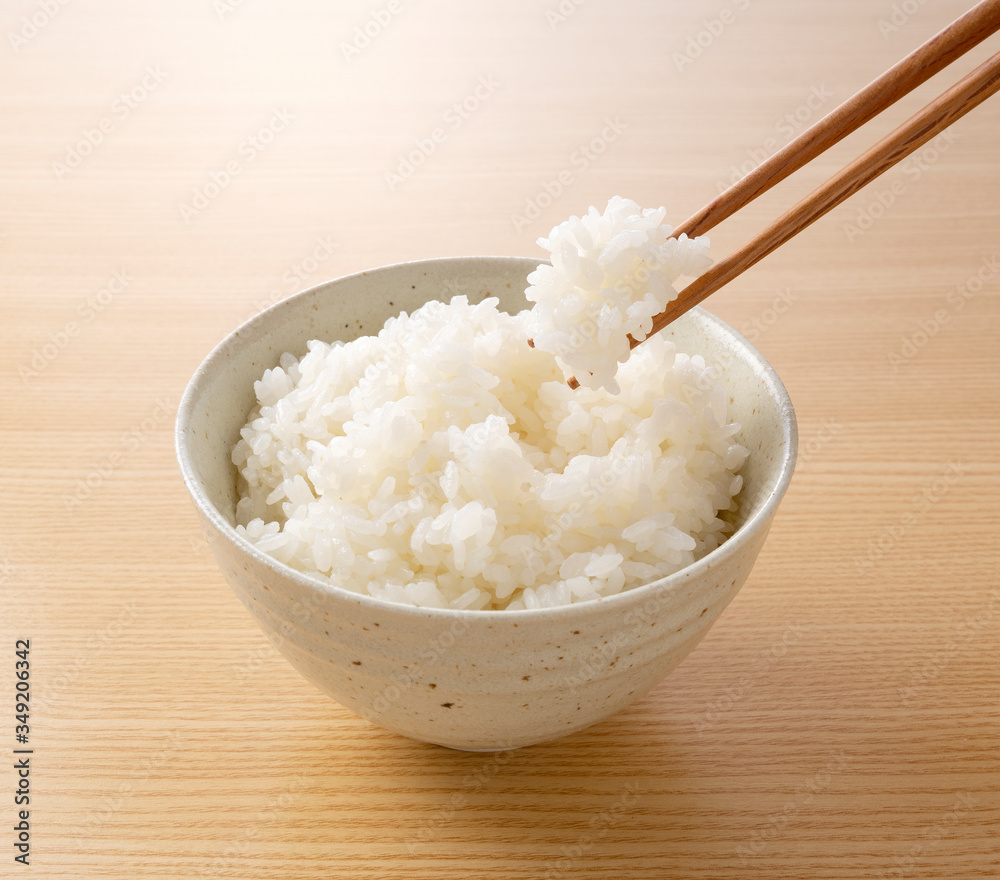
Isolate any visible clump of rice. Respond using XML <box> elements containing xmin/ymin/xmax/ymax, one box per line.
<box><xmin>525</xmin><ymin>195</ymin><xmax>712</xmax><ymax>393</ymax></box>
<box><xmin>232</xmin><ymin>198</ymin><xmax>746</xmax><ymax>611</ymax></box>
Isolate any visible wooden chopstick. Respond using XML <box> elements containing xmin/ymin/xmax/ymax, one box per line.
<box><xmin>672</xmin><ymin>0</ymin><xmax>1000</xmax><ymax>240</ymax></box>
<box><xmin>644</xmin><ymin>47</ymin><xmax>1000</xmax><ymax>341</ymax></box>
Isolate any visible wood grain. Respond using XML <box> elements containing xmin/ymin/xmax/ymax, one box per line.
<box><xmin>1</xmin><ymin>1</ymin><xmax>998</xmax><ymax>878</ymax></box>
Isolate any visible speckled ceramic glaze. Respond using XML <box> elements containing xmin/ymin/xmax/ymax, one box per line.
<box><xmin>176</xmin><ymin>257</ymin><xmax>797</xmax><ymax>750</ymax></box>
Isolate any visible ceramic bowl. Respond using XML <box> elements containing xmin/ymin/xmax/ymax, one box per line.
<box><xmin>176</xmin><ymin>256</ymin><xmax>796</xmax><ymax>750</ymax></box>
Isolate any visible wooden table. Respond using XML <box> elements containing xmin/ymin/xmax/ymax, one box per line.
<box><xmin>2</xmin><ymin>0</ymin><xmax>998</xmax><ymax>876</ymax></box>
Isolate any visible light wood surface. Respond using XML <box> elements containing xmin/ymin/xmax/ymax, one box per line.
<box><xmin>2</xmin><ymin>1</ymin><xmax>998</xmax><ymax>878</ymax></box>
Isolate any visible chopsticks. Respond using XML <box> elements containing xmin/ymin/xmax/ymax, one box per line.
<box><xmin>671</xmin><ymin>0</ymin><xmax>1000</xmax><ymax>242</ymax></box>
<box><xmin>636</xmin><ymin>0</ymin><xmax>1000</xmax><ymax>350</ymax></box>
<box><xmin>646</xmin><ymin>46</ymin><xmax>1000</xmax><ymax>339</ymax></box>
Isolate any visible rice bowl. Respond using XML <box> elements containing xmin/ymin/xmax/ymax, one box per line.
<box><xmin>176</xmin><ymin>255</ymin><xmax>796</xmax><ymax>749</ymax></box>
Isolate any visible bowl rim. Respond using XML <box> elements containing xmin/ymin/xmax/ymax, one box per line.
<box><xmin>176</xmin><ymin>255</ymin><xmax>797</xmax><ymax>621</ymax></box>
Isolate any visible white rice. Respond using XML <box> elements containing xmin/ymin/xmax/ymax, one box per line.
<box><xmin>525</xmin><ymin>195</ymin><xmax>712</xmax><ymax>393</ymax></box>
<box><xmin>232</xmin><ymin>198</ymin><xmax>747</xmax><ymax>610</ymax></box>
